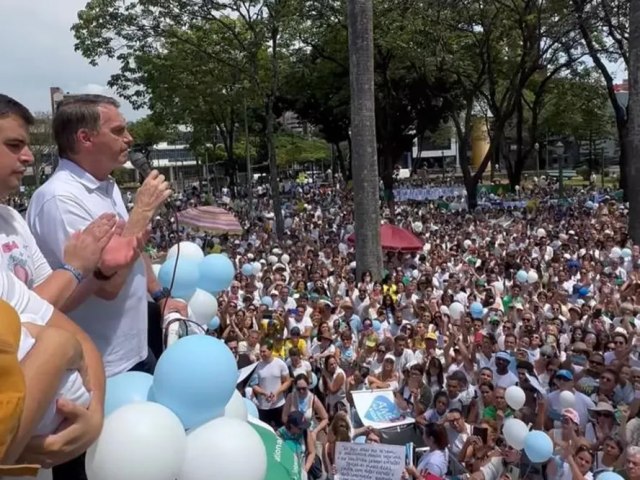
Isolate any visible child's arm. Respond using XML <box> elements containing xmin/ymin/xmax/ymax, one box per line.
<box><xmin>3</xmin><ymin>325</ymin><xmax>83</xmax><ymax>464</ymax></box>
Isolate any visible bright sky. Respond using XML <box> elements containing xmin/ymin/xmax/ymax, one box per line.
<box><xmin>0</xmin><ymin>0</ymin><xmax>146</xmax><ymax>120</ymax></box>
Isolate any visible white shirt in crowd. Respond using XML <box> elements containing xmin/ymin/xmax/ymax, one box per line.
<box><xmin>252</xmin><ymin>357</ymin><xmax>289</xmax><ymax>410</ymax></box>
<box><xmin>27</xmin><ymin>159</ymin><xmax>148</xmax><ymax>376</ymax></box>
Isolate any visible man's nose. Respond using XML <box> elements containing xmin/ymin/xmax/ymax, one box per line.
<box><xmin>20</xmin><ymin>146</ymin><xmax>34</xmax><ymax>165</ymax></box>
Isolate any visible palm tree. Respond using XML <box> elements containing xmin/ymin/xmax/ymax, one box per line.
<box><xmin>628</xmin><ymin>0</ymin><xmax>640</xmax><ymax>243</ymax></box>
<box><xmin>347</xmin><ymin>0</ymin><xmax>383</xmax><ymax>279</ymax></box>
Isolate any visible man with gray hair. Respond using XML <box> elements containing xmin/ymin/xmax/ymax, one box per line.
<box><xmin>27</xmin><ymin>94</ymin><xmax>183</xmax><ymax>479</ymax></box>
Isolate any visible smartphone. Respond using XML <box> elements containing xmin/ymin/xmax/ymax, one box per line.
<box><xmin>472</xmin><ymin>425</ymin><xmax>488</xmax><ymax>444</ymax></box>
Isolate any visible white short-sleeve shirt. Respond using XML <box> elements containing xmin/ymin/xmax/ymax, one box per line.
<box><xmin>27</xmin><ymin>159</ymin><xmax>148</xmax><ymax>376</ymax></box>
<box><xmin>0</xmin><ymin>270</ymin><xmax>53</xmax><ymax>324</ymax></box>
<box><xmin>0</xmin><ymin>205</ymin><xmax>52</xmax><ymax>289</ymax></box>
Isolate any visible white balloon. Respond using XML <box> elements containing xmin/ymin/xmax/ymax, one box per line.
<box><xmin>503</xmin><ymin>418</ymin><xmax>528</xmax><ymax>450</ymax></box>
<box><xmin>224</xmin><ymin>390</ymin><xmax>248</xmax><ymax>421</ymax></box>
<box><xmin>449</xmin><ymin>302</ymin><xmax>464</xmax><ymax>321</ymax></box>
<box><xmin>505</xmin><ymin>386</ymin><xmax>526</xmax><ymax>410</ymax></box>
<box><xmin>85</xmin><ymin>402</ymin><xmax>186</xmax><ymax>480</ymax></box>
<box><xmin>559</xmin><ymin>390</ymin><xmax>576</xmax><ymax>409</ymax></box>
<box><xmin>252</xmin><ymin>262</ymin><xmax>262</xmax><ymax>275</ymax></box>
<box><xmin>281</xmin><ymin>254</ymin><xmax>290</xmax><ymax>265</ymax></box>
<box><xmin>187</xmin><ymin>289</ymin><xmax>219</xmax><ymax>327</ymax></box>
<box><xmin>152</xmin><ymin>264</ymin><xmax>162</xmax><ymax>278</ymax></box>
<box><xmin>267</xmin><ymin>255</ymin><xmax>278</xmax><ymax>265</ymax></box>
<box><xmin>527</xmin><ymin>271</ymin><xmax>539</xmax><ymax>284</ymax></box>
<box><xmin>179</xmin><ymin>417</ymin><xmax>267</xmax><ymax>480</ymax></box>
<box><xmin>167</xmin><ymin>242</ymin><xmax>204</xmax><ymax>262</ymax></box>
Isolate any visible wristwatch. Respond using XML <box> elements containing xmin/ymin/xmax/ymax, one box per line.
<box><xmin>152</xmin><ymin>287</ymin><xmax>171</xmax><ymax>303</ymax></box>
<box><xmin>93</xmin><ymin>267</ymin><xmax>117</xmax><ymax>281</ymax></box>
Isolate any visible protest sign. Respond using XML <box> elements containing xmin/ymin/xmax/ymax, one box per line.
<box><xmin>335</xmin><ymin>442</ymin><xmax>405</xmax><ymax>480</ymax></box>
<box><xmin>351</xmin><ymin>389</ymin><xmax>415</xmax><ymax>430</ymax></box>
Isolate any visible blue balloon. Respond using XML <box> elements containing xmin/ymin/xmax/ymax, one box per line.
<box><xmin>516</xmin><ymin>270</ymin><xmax>528</xmax><ymax>283</ymax></box>
<box><xmin>524</xmin><ymin>430</ymin><xmax>553</xmax><ymax>463</ymax></box>
<box><xmin>597</xmin><ymin>473</ymin><xmax>624</xmax><ymax>480</ymax></box>
<box><xmin>208</xmin><ymin>316</ymin><xmax>220</xmax><ymax>330</ymax></box>
<box><xmin>354</xmin><ymin>436</ymin><xmax>366</xmax><ymax>444</ymax></box>
<box><xmin>261</xmin><ymin>296</ymin><xmax>273</xmax><ymax>308</ymax></box>
<box><xmin>152</xmin><ymin>335</ymin><xmax>238</xmax><ymax>430</ymax></box>
<box><xmin>158</xmin><ymin>257</ymin><xmax>200</xmax><ymax>300</ymax></box>
<box><xmin>241</xmin><ymin>263</ymin><xmax>254</xmax><ymax>276</ymax></box>
<box><xmin>372</xmin><ymin>320</ymin><xmax>381</xmax><ymax>332</ymax></box>
<box><xmin>198</xmin><ymin>254</ymin><xmax>235</xmax><ymax>293</ymax></box>
<box><xmin>104</xmin><ymin>371</ymin><xmax>153</xmax><ymax>416</ymax></box>
<box><xmin>244</xmin><ymin>398</ymin><xmax>259</xmax><ymax>418</ymax></box>
<box><xmin>578</xmin><ymin>287</ymin><xmax>589</xmax><ymax>297</ymax></box>
<box><xmin>470</xmin><ymin>302</ymin><xmax>484</xmax><ymax>319</ymax></box>
<box><xmin>621</xmin><ymin>248</ymin><xmax>632</xmax><ymax>259</ymax></box>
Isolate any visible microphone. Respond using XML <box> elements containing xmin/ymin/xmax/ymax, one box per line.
<box><xmin>128</xmin><ymin>149</ymin><xmax>174</xmax><ymax>212</ymax></box>
<box><xmin>129</xmin><ymin>150</ymin><xmax>153</xmax><ymax>179</ymax></box>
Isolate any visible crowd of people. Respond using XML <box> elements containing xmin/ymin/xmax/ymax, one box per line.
<box><xmin>0</xmin><ymin>90</ymin><xmax>640</xmax><ymax>480</ymax></box>
<box><xmin>184</xmin><ymin>179</ymin><xmax>640</xmax><ymax>479</ymax></box>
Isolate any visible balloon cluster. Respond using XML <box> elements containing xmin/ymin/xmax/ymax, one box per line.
<box><xmin>501</xmin><ymin>386</ymin><xmax>554</xmax><ymax>464</ymax></box>
<box><xmin>88</xmin><ymin>335</ymin><xmax>268</xmax><ymax>480</ymax></box>
<box><xmin>154</xmin><ymin>241</ymin><xmax>238</xmax><ymax>328</ymax></box>
<box><xmin>516</xmin><ymin>269</ymin><xmax>539</xmax><ymax>284</ymax></box>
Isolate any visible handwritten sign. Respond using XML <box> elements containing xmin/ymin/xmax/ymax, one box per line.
<box><xmin>335</xmin><ymin>442</ymin><xmax>405</xmax><ymax>480</ymax></box>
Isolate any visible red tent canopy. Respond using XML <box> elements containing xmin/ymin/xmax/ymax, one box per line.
<box><xmin>347</xmin><ymin>224</ymin><xmax>424</xmax><ymax>252</ymax></box>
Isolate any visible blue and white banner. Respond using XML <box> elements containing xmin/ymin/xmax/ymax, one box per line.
<box><xmin>351</xmin><ymin>389</ymin><xmax>415</xmax><ymax>430</ymax></box>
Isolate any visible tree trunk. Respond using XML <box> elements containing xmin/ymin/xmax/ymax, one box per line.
<box><xmin>627</xmin><ymin>0</ymin><xmax>640</xmax><ymax>243</ymax></box>
<box><xmin>465</xmin><ymin>177</ymin><xmax>479</xmax><ymax>210</ymax></box>
<box><xmin>267</xmin><ymin>26</ymin><xmax>285</xmax><ymax>239</ymax></box>
<box><xmin>347</xmin><ymin>0</ymin><xmax>383</xmax><ymax>279</ymax></box>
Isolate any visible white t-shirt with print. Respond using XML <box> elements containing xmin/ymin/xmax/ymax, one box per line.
<box><xmin>0</xmin><ymin>205</ymin><xmax>52</xmax><ymax>289</ymax></box>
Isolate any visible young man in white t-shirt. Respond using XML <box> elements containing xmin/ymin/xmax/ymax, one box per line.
<box><xmin>0</xmin><ymin>95</ymin><xmax>111</xmax><ymax>470</ymax></box>
<box><xmin>250</xmin><ymin>340</ymin><xmax>292</xmax><ymax>429</ymax></box>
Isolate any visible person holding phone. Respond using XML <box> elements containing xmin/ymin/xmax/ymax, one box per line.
<box><xmin>459</xmin><ymin>420</ymin><xmax>498</xmax><ymax>471</ymax></box>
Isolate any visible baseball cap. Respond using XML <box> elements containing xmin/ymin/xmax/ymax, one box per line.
<box><xmin>425</xmin><ymin>332</ymin><xmax>438</xmax><ymax>341</ymax></box>
<box><xmin>556</xmin><ymin>369</ymin><xmax>574</xmax><ymax>381</ymax></box>
<box><xmin>562</xmin><ymin>408</ymin><xmax>580</xmax><ymax>425</ymax></box>
<box><xmin>496</xmin><ymin>351</ymin><xmax>512</xmax><ymax>362</ymax></box>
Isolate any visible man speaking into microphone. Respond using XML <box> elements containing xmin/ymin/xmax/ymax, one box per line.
<box><xmin>27</xmin><ymin>95</ymin><xmax>188</xmax><ymax>478</ymax></box>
